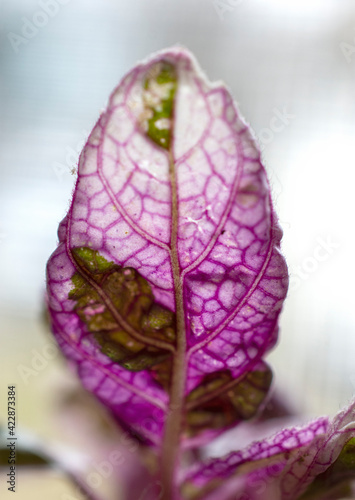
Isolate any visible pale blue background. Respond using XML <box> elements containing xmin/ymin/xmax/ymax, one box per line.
<box><xmin>1</xmin><ymin>0</ymin><xmax>355</xmax><ymax>440</ymax></box>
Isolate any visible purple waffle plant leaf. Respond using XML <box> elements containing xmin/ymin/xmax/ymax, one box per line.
<box><xmin>46</xmin><ymin>46</ymin><xmax>288</xmax><ymax>498</ymax></box>
<box><xmin>182</xmin><ymin>399</ymin><xmax>355</xmax><ymax>500</ymax></box>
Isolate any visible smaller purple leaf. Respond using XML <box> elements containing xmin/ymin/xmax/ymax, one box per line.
<box><xmin>182</xmin><ymin>399</ymin><xmax>355</xmax><ymax>500</ymax></box>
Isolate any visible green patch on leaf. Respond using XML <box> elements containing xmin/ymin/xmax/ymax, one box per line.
<box><xmin>184</xmin><ymin>366</ymin><xmax>272</xmax><ymax>435</ymax></box>
<box><xmin>338</xmin><ymin>437</ymin><xmax>355</xmax><ymax>468</ymax></box>
<box><xmin>142</xmin><ymin>61</ymin><xmax>177</xmax><ymax>149</ymax></box>
<box><xmin>72</xmin><ymin>246</ymin><xmax>114</xmax><ymax>273</ymax></box>
<box><xmin>69</xmin><ymin>247</ymin><xmax>175</xmax><ymax>371</ymax></box>
<box><xmin>299</xmin><ymin>437</ymin><xmax>355</xmax><ymax>500</ymax></box>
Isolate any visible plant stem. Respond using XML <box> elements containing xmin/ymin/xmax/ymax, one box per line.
<box><xmin>160</xmin><ymin>152</ymin><xmax>187</xmax><ymax>499</ymax></box>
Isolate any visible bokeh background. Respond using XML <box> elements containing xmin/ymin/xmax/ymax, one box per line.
<box><xmin>1</xmin><ymin>0</ymin><xmax>355</xmax><ymax>498</ymax></box>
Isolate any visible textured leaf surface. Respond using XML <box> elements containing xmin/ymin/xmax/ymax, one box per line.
<box><xmin>182</xmin><ymin>399</ymin><xmax>355</xmax><ymax>500</ymax></box>
<box><xmin>46</xmin><ymin>47</ymin><xmax>288</xmax><ymax>446</ymax></box>
<box><xmin>69</xmin><ymin>246</ymin><xmax>175</xmax><ymax>371</ymax></box>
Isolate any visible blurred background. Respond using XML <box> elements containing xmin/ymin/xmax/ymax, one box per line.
<box><xmin>1</xmin><ymin>0</ymin><xmax>355</xmax><ymax>498</ymax></box>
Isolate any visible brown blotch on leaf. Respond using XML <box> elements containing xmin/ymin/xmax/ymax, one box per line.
<box><xmin>69</xmin><ymin>247</ymin><xmax>176</xmax><ymax>372</ymax></box>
